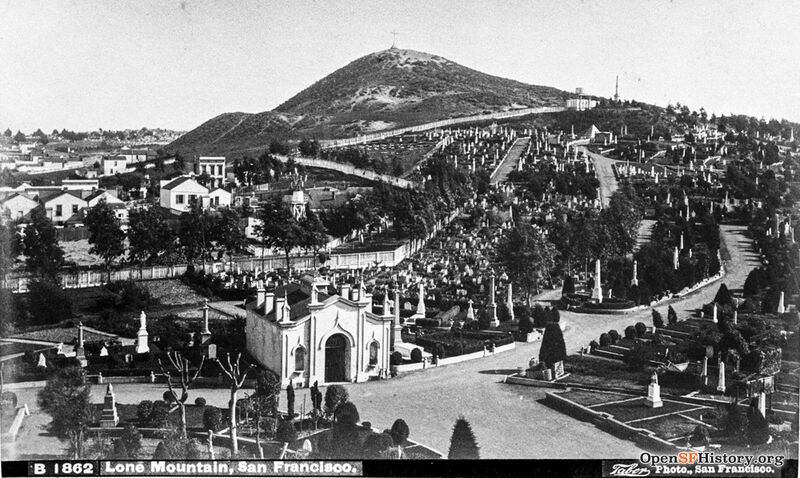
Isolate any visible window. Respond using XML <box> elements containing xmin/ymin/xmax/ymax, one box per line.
<box><xmin>72</xmin><ymin>204</ymin><xmax>78</xmax><ymax>214</ymax></box>
<box><xmin>217</xmin><ymin>165</ymin><xmax>223</xmax><ymax>175</ymax></box>
<box><xmin>55</xmin><ymin>205</ymin><xmax>62</xmax><ymax>216</ymax></box>
<box><xmin>176</xmin><ymin>194</ymin><xmax>184</xmax><ymax>204</ymax></box>
<box><xmin>369</xmin><ymin>341</ymin><xmax>379</xmax><ymax>366</ymax></box>
<box><xmin>295</xmin><ymin>347</ymin><xmax>305</xmax><ymax>371</ymax></box>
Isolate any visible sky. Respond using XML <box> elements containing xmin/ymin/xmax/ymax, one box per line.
<box><xmin>1</xmin><ymin>0</ymin><xmax>799</xmax><ymax>133</ymax></box>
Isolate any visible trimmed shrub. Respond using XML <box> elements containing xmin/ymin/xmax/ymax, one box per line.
<box><xmin>136</xmin><ymin>400</ymin><xmax>153</xmax><ymax>424</ymax></box>
<box><xmin>336</xmin><ymin>401</ymin><xmax>360</xmax><ymax>426</ymax></box>
<box><xmin>518</xmin><ymin>312</ymin><xmax>534</xmax><ymax>334</ymax></box>
<box><xmin>119</xmin><ymin>423</ymin><xmax>142</xmax><ymax>458</ymax></box>
<box><xmin>599</xmin><ymin>333</ymin><xmax>611</xmax><ymax>347</ymax></box>
<box><xmin>608</xmin><ymin>329</ymin><xmax>620</xmax><ymax>344</ymax></box>
<box><xmin>635</xmin><ymin>322</ymin><xmax>647</xmax><ymax>338</ymax></box>
<box><xmin>623</xmin><ymin>343</ymin><xmax>651</xmax><ymax>371</ymax></box>
<box><xmin>589</xmin><ymin>340</ymin><xmax>599</xmax><ymax>351</ymax></box>
<box><xmin>390</xmin><ymin>419</ymin><xmax>410</xmax><ymax>446</ymax></box>
<box><xmin>714</xmin><ymin>283</ymin><xmax>734</xmax><ymax>307</ymax></box>
<box><xmin>448</xmin><ymin>417</ymin><xmax>480</xmax><ymax>459</ymax></box>
<box><xmin>624</xmin><ymin>326</ymin><xmax>636</xmax><ymax>339</ymax></box>
<box><xmin>667</xmin><ymin>305</ymin><xmax>678</xmax><ymax>325</ymax></box>
<box><xmin>362</xmin><ymin>432</ymin><xmax>394</xmax><ymax>458</ymax></box>
<box><xmin>324</xmin><ymin>384</ymin><xmax>349</xmax><ymax>416</ymax></box>
<box><xmin>148</xmin><ymin>400</ymin><xmax>169</xmax><ymax>428</ymax></box>
<box><xmin>163</xmin><ymin>391</ymin><xmax>174</xmax><ymax>403</ymax></box>
<box><xmin>652</xmin><ymin>310</ymin><xmax>664</xmax><ymax>329</ymax></box>
<box><xmin>410</xmin><ymin>348</ymin><xmax>423</xmax><ymax>363</ymax></box>
<box><xmin>203</xmin><ymin>406</ymin><xmax>223</xmax><ymax>432</ymax></box>
<box><xmin>550</xmin><ymin>307</ymin><xmax>560</xmax><ymax>324</ymax></box>
<box><xmin>532</xmin><ymin>304</ymin><xmax>548</xmax><ymax>328</ymax></box>
<box><xmin>539</xmin><ymin>323</ymin><xmax>567</xmax><ymax>368</ymax></box>
<box><xmin>275</xmin><ymin>419</ymin><xmax>297</xmax><ymax>444</ymax></box>
<box><xmin>390</xmin><ymin>351</ymin><xmax>403</xmax><ymax>366</ymax></box>
<box><xmin>194</xmin><ymin>397</ymin><xmax>206</xmax><ymax>407</ymax></box>
<box><xmin>1</xmin><ymin>391</ymin><xmax>18</xmax><ymax>409</ymax></box>
<box><xmin>562</xmin><ymin>276</ymin><xmax>575</xmax><ymax>295</ymax></box>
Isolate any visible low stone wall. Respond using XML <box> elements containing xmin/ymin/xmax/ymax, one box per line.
<box><xmin>395</xmin><ymin>342</ymin><xmax>515</xmax><ymax>373</ymax></box>
<box><xmin>544</xmin><ymin>391</ymin><xmax>676</xmax><ymax>452</ymax></box>
<box><xmin>2</xmin><ymin>405</ymin><xmax>29</xmax><ymax>441</ymax></box>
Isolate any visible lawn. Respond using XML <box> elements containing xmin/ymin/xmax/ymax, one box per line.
<box><xmin>631</xmin><ymin>414</ymin><xmax>706</xmax><ymax>440</ymax></box>
<box><xmin>563</xmin><ymin>355</ymin><xmax>650</xmax><ymax>392</ymax></box>
<box><xmin>558</xmin><ymin>389</ymin><xmax>636</xmax><ymax>407</ymax></box>
<box><xmin>592</xmin><ymin>398</ymin><xmax>699</xmax><ymax>422</ymax></box>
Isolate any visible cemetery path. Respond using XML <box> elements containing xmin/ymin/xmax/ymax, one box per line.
<box><xmin>634</xmin><ymin>219</ymin><xmax>655</xmax><ymax>252</ymax></box>
<box><xmin>4</xmin><ymin>229</ymin><xmax>756</xmax><ymax>460</ymax></box>
<box><xmin>580</xmin><ymin>147</ymin><xmax>618</xmax><ymax>208</ymax></box>
<box><xmin>490</xmin><ymin>137</ymin><xmax>530</xmax><ymax>185</ymax></box>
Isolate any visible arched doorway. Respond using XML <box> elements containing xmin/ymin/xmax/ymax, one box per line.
<box><xmin>325</xmin><ymin>334</ymin><xmax>350</xmax><ymax>383</ymax></box>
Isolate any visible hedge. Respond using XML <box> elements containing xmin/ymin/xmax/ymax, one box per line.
<box><xmin>582</xmin><ymin>299</ymin><xmax>636</xmax><ymax>310</ymax></box>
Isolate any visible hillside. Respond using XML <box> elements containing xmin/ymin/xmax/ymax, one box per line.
<box><xmin>167</xmin><ymin>48</ymin><xmax>572</xmax><ymax>155</ymax></box>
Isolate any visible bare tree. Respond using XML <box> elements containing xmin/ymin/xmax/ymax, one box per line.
<box><xmin>216</xmin><ymin>353</ymin><xmax>254</xmax><ymax>455</ymax></box>
<box><xmin>158</xmin><ymin>352</ymin><xmax>205</xmax><ymax>438</ymax></box>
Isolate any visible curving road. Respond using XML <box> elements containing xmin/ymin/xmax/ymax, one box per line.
<box><xmin>579</xmin><ymin>146</ymin><xmax>618</xmax><ymax>208</ymax></box>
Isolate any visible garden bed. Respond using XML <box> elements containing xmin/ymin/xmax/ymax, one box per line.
<box><xmin>631</xmin><ymin>414</ymin><xmax>707</xmax><ymax>440</ymax></box>
<box><xmin>558</xmin><ymin>389</ymin><xmax>636</xmax><ymax>407</ymax></box>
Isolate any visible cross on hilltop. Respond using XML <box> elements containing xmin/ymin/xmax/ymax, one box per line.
<box><xmin>390</xmin><ymin>30</ymin><xmax>399</xmax><ymax>49</ymax></box>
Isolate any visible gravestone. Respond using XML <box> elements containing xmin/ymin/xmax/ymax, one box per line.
<box><xmin>553</xmin><ymin>360</ymin><xmax>565</xmax><ymax>378</ymax></box>
<box><xmin>717</xmin><ymin>361</ymin><xmax>726</xmax><ymax>393</ymax></box>
<box><xmin>207</xmin><ymin>343</ymin><xmax>217</xmax><ymax>360</ymax></box>
<box><xmin>100</xmin><ymin>384</ymin><xmax>119</xmax><ymax>427</ymax></box>
<box><xmin>645</xmin><ymin>372</ymin><xmax>663</xmax><ymax>408</ymax></box>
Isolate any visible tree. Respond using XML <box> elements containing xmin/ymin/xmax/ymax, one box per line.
<box><xmin>157</xmin><ymin>351</ymin><xmax>205</xmax><ymax>438</ymax></box>
<box><xmin>324</xmin><ymin>384</ymin><xmax>349</xmax><ymax>419</ymax></box>
<box><xmin>539</xmin><ymin>322</ymin><xmax>567</xmax><ymax>368</ymax></box>
<box><xmin>624</xmin><ymin>325</ymin><xmax>636</xmax><ymax>339</ymax></box>
<box><xmin>37</xmin><ymin>366</ymin><xmax>93</xmax><ymax>458</ymax></box>
<box><xmin>448</xmin><ymin>417</ymin><xmax>480</xmax><ymax>459</ymax></box>
<box><xmin>252</xmin><ymin>369</ymin><xmax>281</xmax><ymax>449</ymax></box>
<box><xmin>13</xmin><ymin>130</ymin><xmax>25</xmax><ymax>142</ymax></box>
<box><xmin>115</xmin><ymin>423</ymin><xmax>142</xmax><ymax>459</ymax></box>
<box><xmin>84</xmin><ymin>200</ymin><xmax>126</xmax><ymax>280</ymax></box>
<box><xmin>3</xmin><ymin>128</ymin><xmax>11</xmax><ymax>137</ymax></box>
<box><xmin>298</xmin><ymin>138</ymin><xmax>320</xmax><ymax>157</ymax></box>
<box><xmin>667</xmin><ymin>305</ymin><xmax>678</xmax><ymax>325</ymax></box>
<box><xmin>635</xmin><ymin>322</ymin><xmax>647</xmax><ymax>338</ymax></box>
<box><xmin>300</xmin><ymin>208</ymin><xmax>329</xmax><ymax>267</ymax></box>
<box><xmin>652</xmin><ymin>309</ymin><xmax>664</xmax><ymax>329</ymax></box>
<box><xmin>178</xmin><ymin>199</ymin><xmax>215</xmax><ymax>269</ymax></box>
<box><xmin>127</xmin><ymin>207</ymin><xmax>174</xmax><ymax>266</ymax></box>
<box><xmin>136</xmin><ymin>400</ymin><xmax>153</xmax><ymax>424</ymax></box>
<box><xmin>598</xmin><ymin>187</ymin><xmax>643</xmax><ymax>258</ymax></box>
<box><xmin>25</xmin><ymin>278</ymin><xmax>73</xmax><ymax>325</ymax></box>
<box><xmin>286</xmin><ymin>382</ymin><xmax>295</xmax><ymax>419</ymax></box>
<box><xmin>518</xmin><ymin>311</ymin><xmax>534</xmax><ymax>334</ymax></box>
<box><xmin>22</xmin><ymin>205</ymin><xmax>64</xmax><ymax>281</ymax></box>
<box><xmin>599</xmin><ymin>333</ymin><xmax>611</xmax><ymax>347</ymax></box>
<box><xmin>215</xmin><ymin>207</ymin><xmax>246</xmax><ymax>270</ymax></box>
<box><xmin>275</xmin><ymin>419</ymin><xmax>297</xmax><ymax>444</ymax></box>
<box><xmin>714</xmin><ymin>283</ymin><xmax>734</xmax><ymax>308</ymax></box>
<box><xmin>255</xmin><ymin>196</ymin><xmax>305</xmax><ymax>271</ymax></box>
<box><xmin>215</xmin><ymin>352</ymin><xmax>253</xmax><ymax>455</ymax></box>
<box><xmin>497</xmin><ymin>223</ymin><xmax>556</xmax><ymax>305</ymax></box>
<box><xmin>363</xmin><ymin>432</ymin><xmax>395</xmax><ymax>458</ymax></box>
<box><xmin>608</xmin><ymin>329</ymin><xmax>620</xmax><ymax>344</ymax></box>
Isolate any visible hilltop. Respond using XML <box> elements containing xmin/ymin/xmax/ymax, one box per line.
<box><xmin>166</xmin><ymin>48</ymin><xmax>572</xmax><ymax>155</ymax></box>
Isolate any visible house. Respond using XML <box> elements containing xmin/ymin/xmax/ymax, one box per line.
<box><xmin>0</xmin><ymin>193</ymin><xmax>37</xmax><ymax>222</ymax></box>
<box><xmin>102</xmin><ymin>156</ymin><xmax>128</xmax><ymax>176</ymax></box>
<box><xmin>245</xmin><ymin>276</ymin><xmax>393</xmax><ymax>387</ymax></box>
<box><xmin>62</xmin><ymin>179</ymin><xmax>100</xmax><ymax>192</ymax></box>
<box><xmin>86</xmin><ymin>189</ymin><xmax>124</xmax><ymax>208</ymax></box>
<box><xmin>208</xmin><ymin>187</ymin><xmax>231</xmax><ymax>208</ymax></box>
<box><xmin>120</xmin><ymin>147</ymin><xmax>151</xmax><ymax>163</ymax></box>
<box><xmin>159</xmin><ymin>175</ymin><xmax>209</xmax><ymax>212</ymax></box>
<box><xmin>566</xmin><ymin>98</ymin><xmax>597</xmax><ymax>111</ymax></box>
<box><xmin>196</xmin><ymin>156</ymin><xmax>226</xmax><ymax>188</ymax></box>
<box><xmin>40</xmin><ymin>191</ymin><xmax>87</xmax><ymax>225</ymax></box>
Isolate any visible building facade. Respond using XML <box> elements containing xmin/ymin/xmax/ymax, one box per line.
<box><xmin>245</xmin><ymin>277</ymin><xmax>393</xmax><ymax>387</ymax></box>
<box><xmin>196</xmin><ymin>156</ymin><xmax>226</xmax><ymax>189</ymax></box>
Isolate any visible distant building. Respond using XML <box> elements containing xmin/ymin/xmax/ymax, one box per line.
<box><xmin>208</xmin><ymin>187</ymin><xmax>232</xmax><ymax>208</ymax></box>
<box><xmin>566</xmin><ymin>98</ymin><xmax>598</xmax><ymax>111</ymax></box>
<box><xmin>245</xmin><ymin>276</ymin><xmax>393</xmax><ymax>387</ymax></box>
<box><xmin>0</xmin><ymin>193</ymin><xmax>37</xmax><ymax>222</ymax></box>
<box><xmin>196</xmin><ymin>156</ymin><xmax>226</xmax><ymax>189</ymax></box>
<box><xmin>283</xmin><ymin>190</ymin><xmax>308</xmax><ymax>219</ymax></box>
<box><xmin>40</xmin><ymin>191</ymin><xmax>87</xmax><ymax>225</ymax></box>
<box><xmin>159</xmin><ymin>175</ymin><xmax>209</xmax><ymax>212</ymax></box>
<box><xmin>120</xmin><ymin>147</ymin><xmax>151</xmax><ymax>163</ymax></box>
<box><xmin>102</xmin><ymin>156</ymin><xmax>128</xmax><ymax>176</ymax></box>
<box><xmin>86</xmin><ymin>189</ymin><xmax>123</xmax><ymax>208</ymax></box>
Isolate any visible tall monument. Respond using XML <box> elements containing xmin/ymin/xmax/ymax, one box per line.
<box><xmin>592</xmin><ymin>259</ymin><xmax>603</xmax><ymax>303</ymax></box>
<box><xmin>136</xmin><ymin>311</ymin><xmax>150</xmax><ymax>354</ymax></box>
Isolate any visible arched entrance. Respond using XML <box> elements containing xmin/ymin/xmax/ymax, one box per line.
<box><xmin>325</xmin><ymin>334</ymin><xmax>350</xmax><ymax>383</ymax></box>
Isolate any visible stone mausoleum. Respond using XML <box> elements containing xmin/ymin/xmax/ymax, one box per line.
<box><xmin>245</xmin><ymin>275</ymin><xmax>393</xmax><ymax>387</ymax></box>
